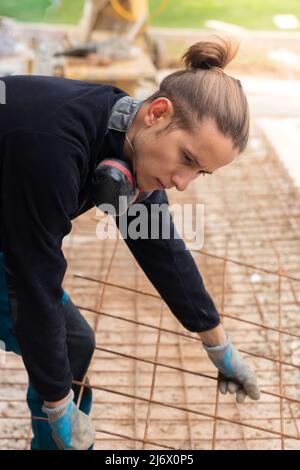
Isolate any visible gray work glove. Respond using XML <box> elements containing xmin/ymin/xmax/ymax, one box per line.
<box><xmin>42</xmin><ymin>389</ymin><xmax>95</xmax><ymax>450</ymax></box>
<box><xmin>203</xmin><ymin>335</ymin><xmax>260</xmax><ymax>403</ymax></box>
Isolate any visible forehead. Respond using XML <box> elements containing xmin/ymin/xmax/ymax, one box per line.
<box><xmin>179</xmin><ymin>119</ymin><xmax>238</xmax><ymax>170</ymax></box>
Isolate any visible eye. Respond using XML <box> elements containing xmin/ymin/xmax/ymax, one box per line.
<box><xmin>198</xmin><ymin>170</ymin><xmax>207</xmax><ymax>176</ymax></box>
<box><xmin>183</xmin><ymin>154</ymin><xmax>193</xmax><ymax>165</ymax></box>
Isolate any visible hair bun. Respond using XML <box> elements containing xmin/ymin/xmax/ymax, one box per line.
<box><xmin>182</xmin><ymin>36</ymin><xmax>239</xmax><ymax>71</ymax></box>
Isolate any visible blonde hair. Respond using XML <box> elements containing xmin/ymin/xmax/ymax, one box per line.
<box><xmin>147</xmin><ymin>36</ymin><xmax>249</xmax><ymax>153</ymax></box>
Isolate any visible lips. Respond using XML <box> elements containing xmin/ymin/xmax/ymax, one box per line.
<box><xmin>156</xmin><ymin>178</ymin><xmax>167</xmax><ymax>189</ymax></box>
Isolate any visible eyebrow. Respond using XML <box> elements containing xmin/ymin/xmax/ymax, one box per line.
<box><xmin>186</xmin><ymin>150</ymin><xmax>213</xmax><ymax>175</ymax></box>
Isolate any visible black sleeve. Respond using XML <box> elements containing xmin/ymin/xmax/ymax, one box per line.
<box><xmin>1</xmin><ymin>131</ymin><xmax>84</xmax><ymax>401</ymax></box>
<box><xmin>116</xmin><ymin>190</ymin><xmax>220</xmax><ymax>332</ymax></box>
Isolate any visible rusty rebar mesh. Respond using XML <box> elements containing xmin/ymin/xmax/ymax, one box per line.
<box><xmin>0</xmin><ymin>123</ymin><xmax>299</xmax><ymax>450</ymax></box>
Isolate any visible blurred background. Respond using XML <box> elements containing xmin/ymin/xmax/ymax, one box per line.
<box><xmin>1</xmin><ymin>1</ymin><xmax>300</xmax><ymax>117</ymax></box>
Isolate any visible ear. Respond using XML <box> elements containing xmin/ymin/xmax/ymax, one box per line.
<box><xmin>144</xmin><ymin>98</ymin><xmax>173</xmax><ymax>127</ymax></box>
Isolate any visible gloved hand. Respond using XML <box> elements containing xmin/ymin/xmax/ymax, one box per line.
<box><xmin>42</xmin><ymin>389</ymin><xmax>95</xmax><ymax>450</ymax></box>
<box><xmin>203</xmin><ymin>335</ymin><xmax>260</xmax><ymax>403</ymax></box>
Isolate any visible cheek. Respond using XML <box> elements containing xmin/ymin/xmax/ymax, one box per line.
<box><xmin>136</xmin><ymin>133</ymin><xmax>158</xmax><ymax>161</ymax></box>
<box><xmin>135</xmin><ymin>132</ymin><xmax>176</xmax><ymax>174</ymax></box>
<box><xmin>138</xmin><ymin>143</ymin><xmax>160</xmax><ymax>169</ymax></box>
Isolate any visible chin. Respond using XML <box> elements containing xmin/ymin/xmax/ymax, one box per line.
<box><xmin>139</xmin><ymin>186</ymin><xmax>154</xmax><ymax>192</ymax></box>
<box><xmin>137</xmin><ymin>175</ymin><xmax>160</xmax><ymax>192</ymax></box>
<box><xmin>137</xmin><ymin>181</ymin><xmax>153</xmax><ymax>192</ymax></box>
<box><xmin>143</xmin><ymin>184</ymin><xmax>159</xmax><ymax>192</ymax></box>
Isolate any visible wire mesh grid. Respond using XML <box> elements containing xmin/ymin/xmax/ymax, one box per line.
<box><xmin>0</xmin><ymin>123</ymin><xmax>299</xmax><ymax>450</ymax></box>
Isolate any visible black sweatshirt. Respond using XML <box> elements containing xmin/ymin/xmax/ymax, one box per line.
<box><xmin>0</xmin><ymin>76</ymin><xmax>220</xmax><ymax>401</ymax></box>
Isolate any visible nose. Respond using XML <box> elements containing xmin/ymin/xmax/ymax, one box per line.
<box><xmin>171</xmin><ymin>172</ymin><xmax>194</xmax><ymax>192</ymax></box>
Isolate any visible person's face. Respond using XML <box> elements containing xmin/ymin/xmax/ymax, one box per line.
<box><xmin>132</xmin><ymin>98</ymin><xmax>239</xmax><ymax>192</ymax></box>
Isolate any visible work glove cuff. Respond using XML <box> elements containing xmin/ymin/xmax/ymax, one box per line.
<box><xmin>42</xmin><ymin>389</ymin><xmax>74</xmax><ymax>422</ymax></box>
<box><xmin>202</xmin><ymin>333</ymin><xmax>237</xmax><ymax>378</ymax></box>
<box><xmin>202</xmin><ymin>334</ymin><xmax>231</xmax><ymax>355</ymax></box>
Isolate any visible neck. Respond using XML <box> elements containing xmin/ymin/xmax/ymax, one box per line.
<box><xmin>123</xmin><ymin>132</ymin><xmax>135</xmax><ymax>164</ymax></box>
<box><xmin>123</xmin><ymin>103</ymin><xmax>145</xmax><ymax>163</ymax></box>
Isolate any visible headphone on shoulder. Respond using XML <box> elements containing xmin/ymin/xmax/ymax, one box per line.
<box><xmin>90</xmin><ymin>156</ymin><xmax>139</xmax><ymax>216</ymax></box>
<box><xmin>90</xmin><ymin>95</ymin><xmax>152</xmax><ymax>216</ymax></box>
<box><xmin>90</xmin><ymin>96</ymin><xmax>142</xmax><ymax>216</ymax></box>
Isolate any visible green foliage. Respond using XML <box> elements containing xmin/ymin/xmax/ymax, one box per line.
<box><xmin>0</xmin><ymin>0</ymin><xmax>84</xmax><ymax>24</ymax></box>
<box><xmin>0</xmin><ymin>0</ymin><xmax>299</xmax><ymax>30</ymax></box>
<box><xmin>149</xmin><ymin>0</ymin><xmax>300</xmax><ymax>30</ymax></box>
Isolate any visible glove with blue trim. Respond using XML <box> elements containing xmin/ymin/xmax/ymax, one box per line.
<box><xmin>203</xmin><ymin>335</ymin><xmax>260</xmax><ymax>403</ymax></box>
<box><xmin>42</xmin><ymin>389</ymin><xmax>95</xmax><ymax>450</ymax></box>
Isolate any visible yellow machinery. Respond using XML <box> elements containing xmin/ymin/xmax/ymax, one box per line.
<box><xmin>57</xmin><ymin>0</ymin><xmax>168</xmax><ymax>96</ymax></box>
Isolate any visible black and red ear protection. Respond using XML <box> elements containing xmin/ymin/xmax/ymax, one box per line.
<box><xmin>90</xmin><ymin>158</ymin><xmax>139</xmax><ymax>216</ymax></box>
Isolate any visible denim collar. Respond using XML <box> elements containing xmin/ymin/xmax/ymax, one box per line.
<box><xmin>107</xmin><ymin>95</ymin><xmax>143</xmax><ymax>133</ymax></box>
